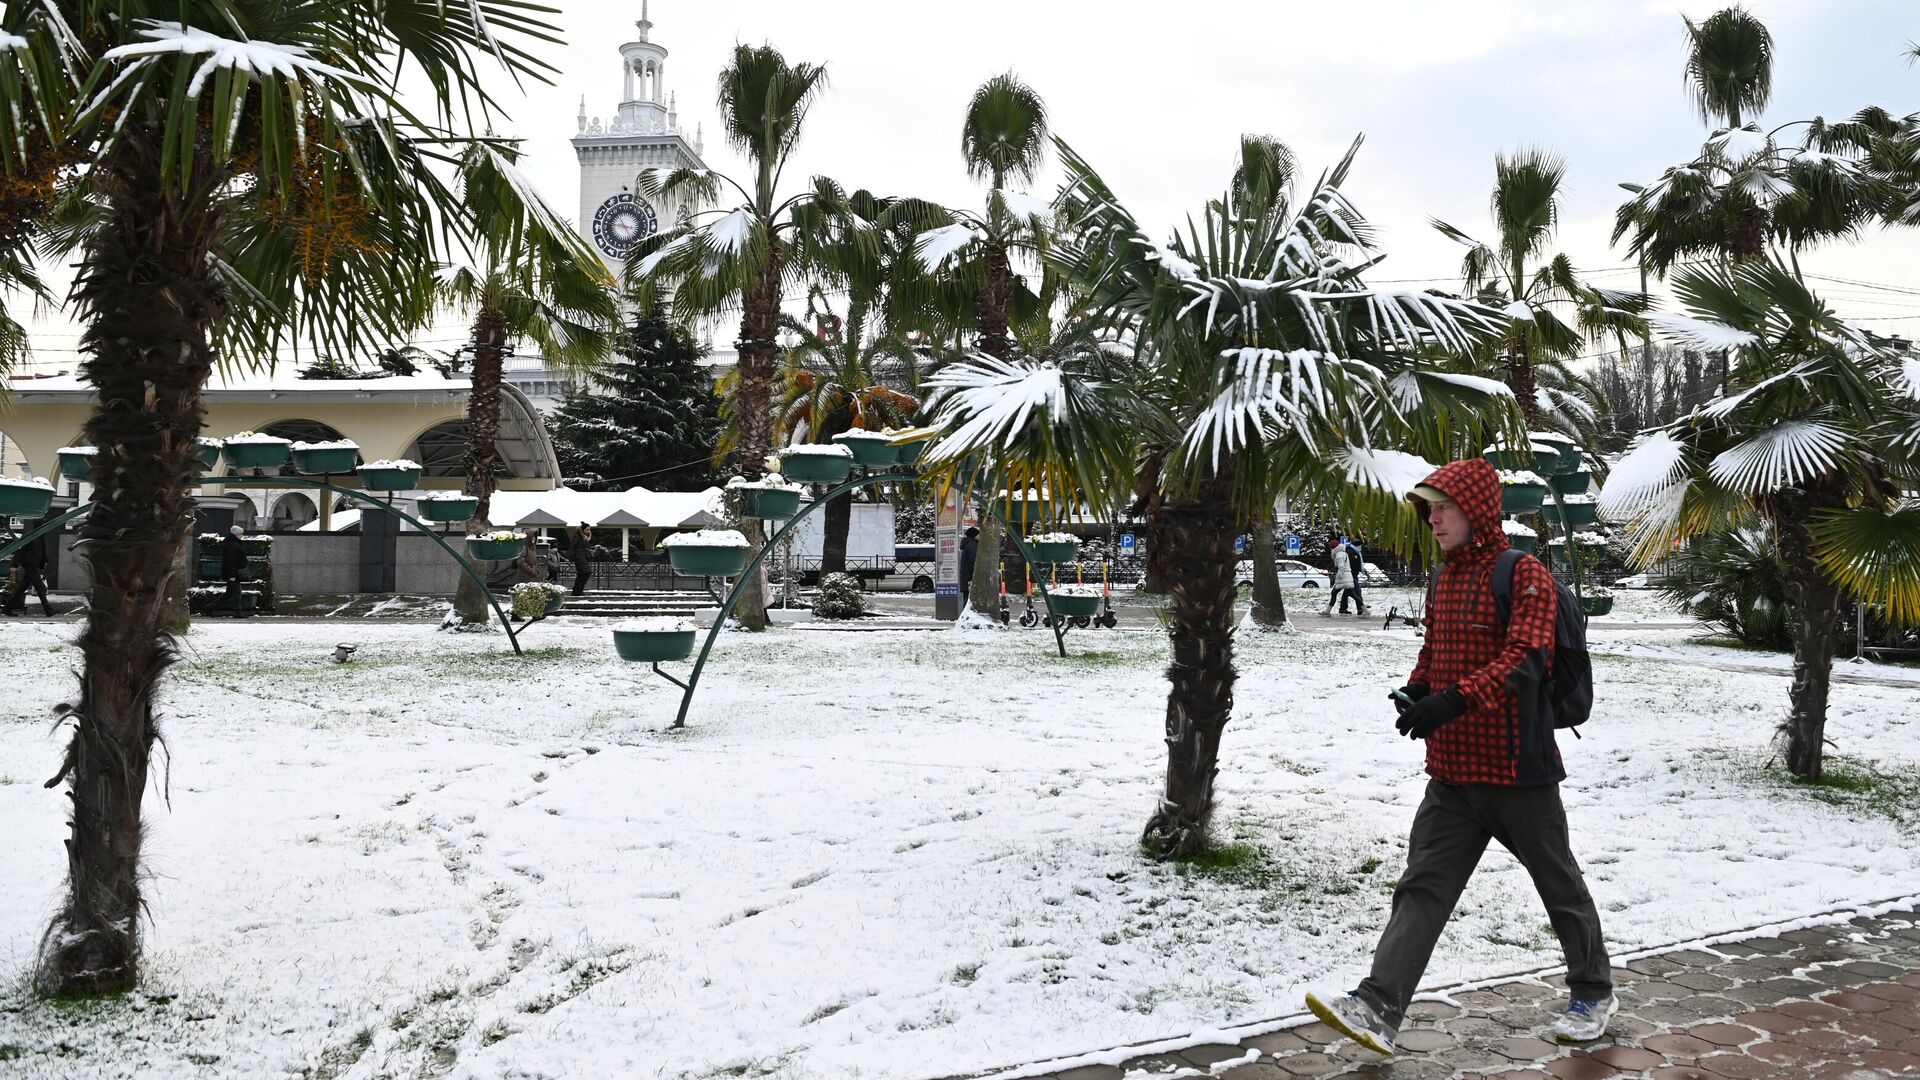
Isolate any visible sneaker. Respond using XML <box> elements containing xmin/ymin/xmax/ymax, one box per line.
<box><xmin>1551</xmin><ymin>994</ymin><xmax>1618</xmax><ymax>1042</ymax></box>
<box><xmin>1304</xmin><ymin>989</ymin><xmax>1396</xmax><ymax>1055</ymax></box>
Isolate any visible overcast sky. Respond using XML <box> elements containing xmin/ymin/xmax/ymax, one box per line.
<box><xmin>16</xmin><ymin>0</ymin><xmax>1920</xmax><ymax>368</ymax></box>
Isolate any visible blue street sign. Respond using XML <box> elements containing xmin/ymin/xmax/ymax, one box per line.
<box><xmin>935</xmin><ymin>583</ymin><xmax>959</xmax><ymax>598</ymax></box>
<box><xmin>1285</xmin><ymin>534</ymin><xmax>1302</xmax><ymax>556</ymax></box>
<box><xmin>1234</xmin><ymin>534</ymin><xmax>1248</xmax><ymax>554</ymax></box>
<box><xmin>1120</xmin><ymin>533</ymin><xmax>1136</xmax><ymax>554</ymax></box>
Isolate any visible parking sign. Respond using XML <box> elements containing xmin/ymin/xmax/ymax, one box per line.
<box><xmin>1120</xmin><ymin>533</ymin><xmax>1135</xmax><ymax>554</ymax></box>
<box><xmin>1285</xmin><ymin>534</ymin><xmax>1301</xmax><ymax>556</ymax></box>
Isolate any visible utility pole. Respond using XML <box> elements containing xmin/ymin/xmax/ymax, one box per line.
<box><xmin>1619</xmin><ymin>182</ymin><xmax>1655</xmax><ymax>428</ymax></box>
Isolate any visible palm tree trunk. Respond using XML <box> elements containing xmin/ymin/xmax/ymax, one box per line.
<box><xmin>1768</xmin><ymin>483</ymin><xmax>1848</xmax><ymax>780</ymax></box>
<box><xmin>1248</xmin><ymin>507</ymin><xmax>1288</xmax><ymax>628</ymax></box>
<box><xmin>821</xmin><ymin>488</ymin><xmax>853</xmax><ymax>575</ymax></box>
<box><xmin>1506</xmin><ymin>329</ymin><xmax>1538</xmax><ymax>425</ymax></box>
<box><xmin>1142</xmin><ymin>474</ymin><xmax>1240</xmax><ymax>858</ymax></box>
<box><xmin>40</xmin><ymin>124</ymin><xmax>226</xmax><ymax>994</ymax></box>
<box><xmin>968</xmin><ymin>503</ymin><xmax>1004</xmax><ymax>614</ymax></box>
<box><xmin>454</xmin><ymin>308</ymin><xmax>509</xmax><ymax>625</ymax></box>
<box><xmin>723</xmin><ymin>240</ymin><xmax>784</xmax><ymax>631</ymax></box>
<box><xmin>977</xmin><ymin>241</ymin><xmax>1014</xmax><ymax>362</ymax></box>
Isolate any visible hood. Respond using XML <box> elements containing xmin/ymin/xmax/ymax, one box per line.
<box><xmin>1410</xmin><ymin>457</ymin><xmax>1509</xmax><ymax>561</ymax></box>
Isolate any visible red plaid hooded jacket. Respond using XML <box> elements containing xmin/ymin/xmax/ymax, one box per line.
<box><xmin>1409</xmin><ymin>458</ymin><xmax>1564</xmax><ymax>786</ymax></box>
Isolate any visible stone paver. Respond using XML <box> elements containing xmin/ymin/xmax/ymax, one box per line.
<box><xmin>998</xmin><ymin>906</ymin><xmax>1920</xmax><ymax>1080</ymax></box>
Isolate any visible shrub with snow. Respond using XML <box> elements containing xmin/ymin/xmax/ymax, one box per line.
<box><xmin>360</xmin><ymin>458</ymin><xmax>420</xmax><ymax>470</ymax></box>
<box><xmin>290</xmin><ymin>438</ymin><xmax>359</xmax><ymax>451</ymax></box>
<box><xmin>1502</xmin><ymin>519</ymin><xmax>1538</xmax><ymax>538</ymax></box>
<box><xmin>224</xmin><ymin>431</ymin><xmax>290</xmax><ymax>444</ymax></box>
<box><xmin>814</xmin><ymin>573</ymin><xmax>868</xmax><ymax>619</ymax></box>
<box><xmin>614</xmin><ymin>617</ymin><xmax>695</xmax><ymax>633</ymax></box>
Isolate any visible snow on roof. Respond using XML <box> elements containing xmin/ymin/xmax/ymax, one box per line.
<box><xmin>483</xmin><ymin>486</ymin><xmax>725</xmax><ymax>529</ymax></box>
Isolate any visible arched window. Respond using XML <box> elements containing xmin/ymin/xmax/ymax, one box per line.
<box><xmin>270</xmin><ymin>492</ymin><xmax>318</xmax><ymax>532</ymax></box>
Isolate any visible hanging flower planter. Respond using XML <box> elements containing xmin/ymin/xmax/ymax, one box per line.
<box><xmin>55</xmin><ymin>446</ymin><xmax>97</xmax><ymax>482</ymax></box>
<box><xmin>831</xmin><ymin>429</ymin><xmax>900</xmax><ymax>468</ymax></box>
<box><xmin>290</xmin><ymin>439</ymin><xmax>360</xmax><ymax>474</ymax></box>
<box><xmin>891</xmin><ymin>439</ymin><xmax>928</xmax><ymax>469</ymax></box>
<box><xmin>1026</xmin><ymin>532</ymin><xmax>1080</xmax><ymax>564</ymax></box>
<box><xmin>223</xmin><ymin>432</ymin><xmax>292</xmax><ymax>470</ymax></box>
<box><xmin>728</xmin><ymin>476</ymin><xmax>804</xmax><ymax>519</ymax></box>
<box><xmin>1543</xmin><ymin>495</ymin><xmax>1599</xmax><ymax>527</ymax></box>
<box><xmin>196</xmin><ymin>437</ymin><xmax>224</xmax><ymax>472</ymax></box>
<box><xmin>662</xmin><ymin>529</ymin><xmax>750</xmax><ymax>576</ymax></box>
<box><xmin>467</xmin><ymin>531</ymin><xmax>525</xmax><ymax>561</ymax></box>
<box><xmin>1527</xmin><ymin>431</ymin><xmax>1580</xmax><ymax>475</ymax></box>
<box><xmin>1579</xmin><ymin>594</ymin><xmax>1613</xmax><ymax>617</ymax></box>
<box><xmin>613</xmin><ymin>619</ymin><xmax>697</xmax><ymax>662</ymax></box>
<box><xmin>1484</xmin><ymin>438</ymin><xmax>1559</xmax><ymax>475</ymax></box>
<box><xmin>1498</xmin><ymin>470</ymin><xmax>1549</xmax><ymax>515</ymax></box>
<box><xmin>0</xmin><ymin>477</ymin><xmax>55</xmax><ymax>516</ymax></box>
<box><xmin>197</xmin><ymin>557</ymin><xmax>226</xmax><ymax>578</ymax></box>
<box><xmin>1549</xmin><ymin>469</ymin><xmax>1591</xmax><ymax>496</ymax></box>
<box><xmin>1044</xmin><ymin>586</ymin><xmax>1103</xmax><ymax>618</ymax></box>
<box><xmin>780</xmin><ymin>444</ymin><xmax>855</xmax><ymax>485</ymax></box>
<box><xmin>417</xmin><ymin>493</ymin><xmax>479</xmax><ymax>523</ymax></box>
<box><xmin>512</xmin><ymin>581</ymin><xmax>567</xmax><ymax>619</ymax></box>
<box><xmin>357</xmin><ymin>459</ymin><xmax>423</xmax><ymax>491</ymax></box>
<box><xmin>1501</xmin><ymin>519</ymin><xmax>1538</xmax><ymax>554</ymax></box>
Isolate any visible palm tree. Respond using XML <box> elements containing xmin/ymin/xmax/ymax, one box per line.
<box><xmin>923</xmin><ymin>137</ymin><xmax>1514</xmax><ymax>856</ymax></box>
<box><xmin>911</xmin><ymin>73</ymin><xmax>1055</xmax><ymax>612</ymax></box>
<box><xmin>1684</xmin><ymin>6</ymin><xmax>1773</xmax><ymax>130</ymax></box>
<box><xmin>0</xmin><ymin>0</ymin><xmax>562</xmax><ymax>995</ymax></box>
<box><xmin>1434</xmin><ymin>148</ymin><xmax>1644</xmax><ymax>428</ymax></box>
<box><xmin>1598</xmin><ymin>260</ymin><xmax>1920</xmax><ymax>781</ymax></box>
<box><xmin>631</xmin><ymin>43</ymin><xmax>855</xmax><ymax>631</ymax></box>
<box><xmin>435</xmin><ymin>144</ymin><xmax>617</xmax><ymax>624</ymax></box>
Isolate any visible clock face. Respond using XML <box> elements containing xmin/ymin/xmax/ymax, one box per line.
<box><xmin>591</xmin><ymin>193</ymin><xmax>658</xmax><ymax>257</ymax></box>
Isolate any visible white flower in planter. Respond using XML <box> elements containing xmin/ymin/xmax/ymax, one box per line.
<box><xmin>614</xmin><ymin>617</ymin><xmax>695</xmax><ymax>633</ymax></box>
<box><xmin>1502</xmin><ymin>519</ymin><xmax>1538</xmax><ymax>538</ymax></box>
<box><xmin>360</xmin><ymin>458</ymin><xmax>420</xmax><ymax>470</ymax></box>
<box><xmin>225</xmin><ymin>431</ymin><xmax>290</xmax><ymax>444</ymax></box>
<box><xmin>479</xmin><ymin>530</ymin><xmax>523</xmax><ymax>543</ymax></box>
<box><xmin>1028</xmin><ymin>531</ymin><xmax>1078</xmax><ymax>544</ymax></box>
<box><xmin>290</xmin><ymin>439</ymin><xmax>359</xmax><ymax>451</ymax></box>
<box><xmin>1497</xmin><ymin>469</ymin><xmax>1547</xmax><ymax>486</ymax></box>
<box><xmin>661</xmin><ymin>529</ymin><xmax>750</xmax><ymax>548</ymax></box>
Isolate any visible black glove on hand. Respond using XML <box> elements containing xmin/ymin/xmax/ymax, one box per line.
<box><xmin>1396</xmin><ymin>688</ymin><xmax>1468</xmax><ymax>739</ymax></box>
<box><xmin>1389</xmin><ymin>683</ymin><xmax>1430</xmax><ymax>717</ymax></box>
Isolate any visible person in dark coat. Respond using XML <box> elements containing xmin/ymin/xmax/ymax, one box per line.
<box><xmin>958</xmin><ymin>527</ymin><xmax>979</xmax><ymax>598</ymax></box>
<box><xmin>220</xmin><ymin>525</ymin><xmax>249</xmax><ymax>613</ymax></box>
<box><xmin>3</xmin><ymin>523</ymin><xmax>54</xmax><ymax>616</ymax></box>
<box><xmin>568</xmin><ymin>523</ymin><xmax>593</xmax><ymax>595</ymax></box>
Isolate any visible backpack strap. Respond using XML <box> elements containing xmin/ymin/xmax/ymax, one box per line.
<box><xmin>1489</xmin><ymin>547</ymin><xmax>1526</xmax><ymax>628</ymax></box>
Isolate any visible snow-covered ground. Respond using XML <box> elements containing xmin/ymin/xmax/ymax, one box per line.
<box><xmin>1</xmin><ymin>610</ymin><xmax>1915</xmax><ymax>1079</ymax></box>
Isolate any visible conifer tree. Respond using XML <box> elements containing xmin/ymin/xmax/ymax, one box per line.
<box><xmin>549</xmin><ymin>311</ymin><xmax>721</xmax><ymax>491</ymax></box>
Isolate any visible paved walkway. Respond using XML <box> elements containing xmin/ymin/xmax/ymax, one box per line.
<box><xmin>1001</xmin><ymin>904</ymin><xmax>1920</xmax><ymax>1079</ymax></box>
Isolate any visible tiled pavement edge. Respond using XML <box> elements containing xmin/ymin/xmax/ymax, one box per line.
<box><xmin>980</xmin><ymin>901</ymin><xmax>1920</xmax><ymax>1080</ymax></box>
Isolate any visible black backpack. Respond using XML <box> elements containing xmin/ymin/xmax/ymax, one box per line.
<box><xmin>1426</xmin><ymin>548</ymin><xmax>1594</xmax><ymax>734</ymax></box>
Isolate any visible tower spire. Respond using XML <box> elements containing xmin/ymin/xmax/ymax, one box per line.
<box><xmin>637</xmin><ymin>0</ymin><xmax>652</xmax><ymax>43</ymax></box>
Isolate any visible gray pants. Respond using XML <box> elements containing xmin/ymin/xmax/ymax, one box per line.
<box><xmin>1357</xmin><ymin>779</ymin><xmax>1611</xmax><ymax>1027</ymax></box>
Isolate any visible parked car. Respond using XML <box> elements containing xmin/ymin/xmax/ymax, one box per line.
<box><xmin>1234</xmin><ymin>558</ymin><xmax>1329</xmax><ymax>589</ymax></box>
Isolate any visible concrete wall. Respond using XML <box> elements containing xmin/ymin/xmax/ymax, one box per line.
<box><xmin>55</xmin><ymin>532</ymin><xmax>472</xmax><ymax>597</ymax></box>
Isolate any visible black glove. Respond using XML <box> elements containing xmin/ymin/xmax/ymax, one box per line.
<box><xmin>1389</xmin><ymin>683</ymin><xmax>1429</xmax><ymax>717</ymax></box>
<box><xmin>1396</xmin><ymin>688</ymin><xmax>1468</xmax><ymax>739</ymax></box>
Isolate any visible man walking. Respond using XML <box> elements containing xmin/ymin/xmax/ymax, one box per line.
<box><xmin>1322</xmin><ymin>532</ymin><xmax>1354</xmax><ymax>616</ymax></box>
<box><xmin>3</xmin><ymin>523</ymin><xmax>54</xmax><ymax>616</ymax></box>
<box><xmin>1339</xmin><ymin>535</ymin><xmax>1370</xmax><ymax>617</ymax></box>
<box><xmin>220</xmin><ymin>524</ymin><xmax>249</xmax><ymax>615</ymax></box>
<box><xmin>568</xmin><ymin>523</ymin><xmax>594</xmax><ymax>596</ymax></box>
<box><xmin>1306</xmin><ymin>457</ymin><xmax>1612</xmax><ymax>1054</ymax></box>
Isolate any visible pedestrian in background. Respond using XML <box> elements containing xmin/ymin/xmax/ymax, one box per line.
<box><xmin>1323</xmin><ymin>532</ymin><xmax>1355</xmax><ymax>616</ymax></box>
<box><xmin>568</xmin><ymin>524</ymin><xmax>594</xmax><ymax>596</ymax></box>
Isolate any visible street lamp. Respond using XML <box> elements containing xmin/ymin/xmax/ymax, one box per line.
<box><xmin>1619</xmin><ymin>182</ymin><xmax>1655</xmax><ymax>426</ymax></box>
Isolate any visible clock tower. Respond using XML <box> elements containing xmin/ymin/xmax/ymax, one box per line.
<box><xmin>572</xmin><ymin>1</ymin><xmax>708</xmax><ymax>272</ymax></box>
